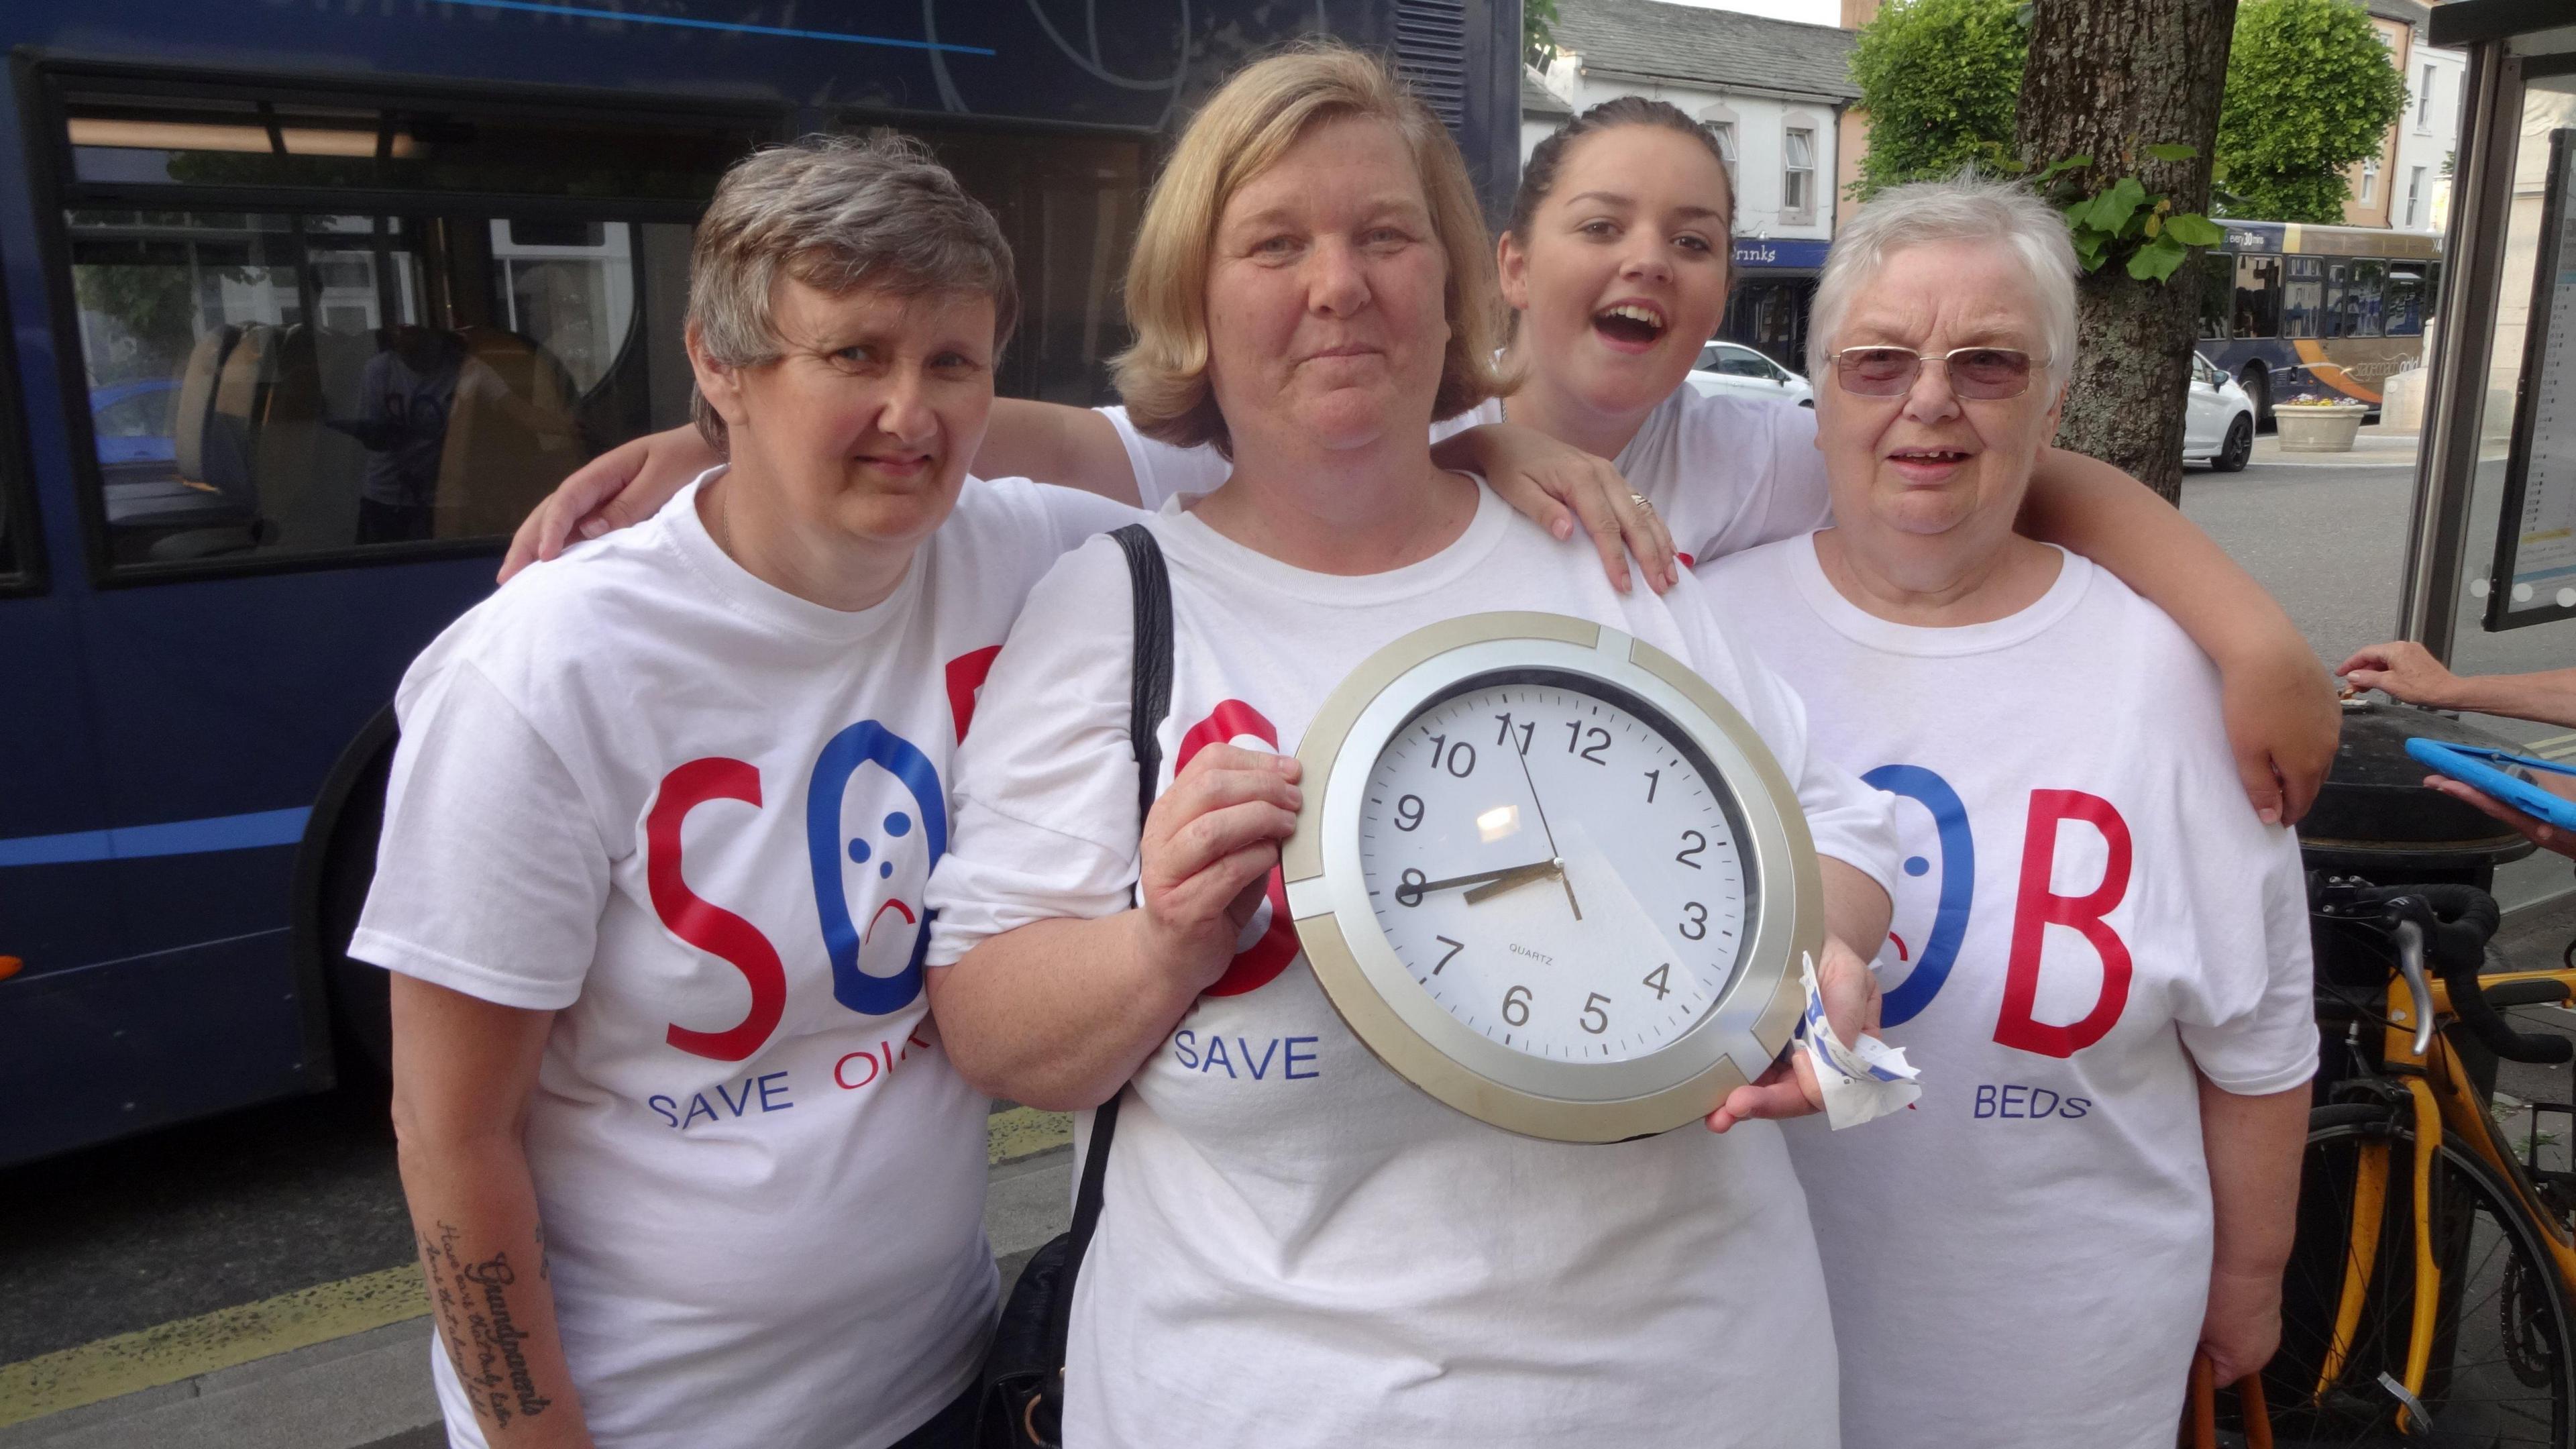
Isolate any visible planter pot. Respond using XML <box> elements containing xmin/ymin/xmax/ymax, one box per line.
<box><xmin>2277</xmin><ymin>405</ymin><xmax>2367</xmax><ymax>453</ymax></box>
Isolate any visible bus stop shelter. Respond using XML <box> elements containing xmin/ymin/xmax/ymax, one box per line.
<box><xmin>2402</xmin><ymin>1</ymin><xmax>2576</xmax><ymax>908</ymax></box>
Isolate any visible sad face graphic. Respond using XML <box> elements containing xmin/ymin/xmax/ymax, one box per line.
<box><xmin>806</xmin><ymin>722</ymin><xmax>947</xmax><ymax>1016</ymax></box>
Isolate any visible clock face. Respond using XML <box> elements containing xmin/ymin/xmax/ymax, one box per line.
<box><xmin>1356</xmin><ymin>670</ymin><xmax>1755</xmax><ymax>1064</ymax></box>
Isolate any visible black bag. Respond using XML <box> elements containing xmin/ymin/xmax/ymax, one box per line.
<box><xmin>978</xmin><ymin>523</ymin><xmax>1171</xmax><ymax>1449</ymax></box>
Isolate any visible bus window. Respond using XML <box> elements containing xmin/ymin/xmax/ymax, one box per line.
<box><xmin>2349</xmin><ymin>260</ymin><xmax>2385</xmax><ymax>337</ymax></box>
<box><xmin>2197</xmin><ymin>255</ymin><xmax>2232</xmax><ymax>339</ymax></box>
<box><xmin>2384</xmin><ymin>266</ymin><xmax>2426</xmax><ymax>334</ymax></box>
<box><xmin>1</xmin><ymin>343</ymin><xmax>25</xmax><ymax>582</ymax></box>
<box><xmin>2283</xmin><ymin>256</ymin><xmax>2323</xmax><ymax>339</ymax></box>
<box><xmin>2234</xmin><ymin>255</ymin><xmax>2282</xmax><ymax>338</ymax></box>
<box><xmin>854</xmin><ymin>123</ymin><xmax>1149</xmax><ymax>407</ymax></box>
<box><xmin>48</xmin><ymin>85</ymin><xmax>769</xmax><ymax>573</ymax></box>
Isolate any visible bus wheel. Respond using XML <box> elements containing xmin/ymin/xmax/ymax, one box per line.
<box><xmin>294</xmin><ymin>710</ymin><xmax>398</xmax><ymax>1084</ymax></box>
<box><xmin>2213</xmin><ymin>415</ymin><xmax>2253</xmax><ymax>473</ymax></box>
<box><xmin>2240</xmin><ymin>365</ymin><xmax>2272</xmax><ymax>431</ymax></box>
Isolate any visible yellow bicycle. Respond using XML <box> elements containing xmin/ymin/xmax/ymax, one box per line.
<box><xmin>2246</xmin><ymin>876</ymin><xmax>2576</xmax><ymax>1446</ymax></box>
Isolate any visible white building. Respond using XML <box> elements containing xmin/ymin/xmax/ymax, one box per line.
<box><xmin>1530</xmin><ymin>0</ymin><xmax>1859</xmax><ymax>365</ymax></box>
<box><xmin>2384</xmin><ymin>2</ymin><xmax>2463</xmax><ymax>237</ymax></box>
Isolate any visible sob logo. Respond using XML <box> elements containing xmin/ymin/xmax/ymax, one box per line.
<box><xmin>645</xmin><ymin>720</ymin><xmax>947</xmax><ymax>1062</ymax></box>
<box><xmin>1868</xmin><ymin>764</ymin><xmax>2134</xmax><ymax>1059</ymax></box>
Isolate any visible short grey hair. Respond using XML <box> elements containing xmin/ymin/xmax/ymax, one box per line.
<box><xmin>1807</xmin><ymin>170</ymin><xmax>2078</xmax><ymax>388</ymax></box>
<box><xmin>688</xmin><ymin>131</ymin><xmax>1018</xmax><ymax>451</ymax></box>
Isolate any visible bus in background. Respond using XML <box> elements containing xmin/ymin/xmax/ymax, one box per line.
<box><xmin>0</xmin><ymin>0</ymin><xmax>1520</xmax><ymax>1167</ymax></box>
<box><xmin>2194</xmin><ymin>218</ymin><xmax>2444</xmax><ymax>424</ymax></box>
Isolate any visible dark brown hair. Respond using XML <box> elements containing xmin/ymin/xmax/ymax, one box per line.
<box><xmin>1506</xmin><ymin>96</ymin><xmax>1736</xmax><ymax>245</ymax></box>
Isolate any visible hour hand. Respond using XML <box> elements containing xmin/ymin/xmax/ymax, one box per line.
<box><xmin>1462</xmin><ymin>859</ymin><xmax>1566</xmax><ymax>905</ymax></box>
<box><xmin>1398</xmin><ymin>859</ymin><xmax>1560</xmax><ymax>905</ymax></box>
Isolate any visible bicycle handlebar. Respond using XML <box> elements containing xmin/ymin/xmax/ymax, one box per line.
<box><xmin>2314</xmin><ymin>877</ymin><xmax>2572</xmax><ymax>1066</ymax></box>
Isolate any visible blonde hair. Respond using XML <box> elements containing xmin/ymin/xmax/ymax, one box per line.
<box><xmin>688</xmin><ymin>131</ymin><xmax>1018</xmax><ymax>451</ymax></box>
<box><xmin>1113</xmin><ymin>43</ymin><xmax>1509</xmax><ymax>457</ymax></box>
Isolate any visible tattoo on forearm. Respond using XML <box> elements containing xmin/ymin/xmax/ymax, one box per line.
<box><xmin>419</xmin><ymin>1220</ymin><xmax>557</xmax><ymax>1430</ymax></box>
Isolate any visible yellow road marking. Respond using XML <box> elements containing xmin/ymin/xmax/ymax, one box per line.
<box><xmin>0</xmin><ymin>1265</ymin><xmax>427</xmax><ymax>1427</ymax></box>
<box><xmin>1</xmin><ymin>1108</ymin><xmax>1077</xmax><ymax>1426</ymax></box>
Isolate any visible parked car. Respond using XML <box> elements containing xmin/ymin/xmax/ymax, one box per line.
<box><xmin>2184</xmin><ymin>352</ymin><xmax>2255</xmax><ymax>472</ymax></box>
<box><xmin>1686</xmin><ymin>341</ymin><xmax>1814</xmax><ymax>407</ymax></box>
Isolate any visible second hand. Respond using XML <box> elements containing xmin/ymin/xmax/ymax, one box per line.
<box><xmin>1509</xmin><ymin>725</ymin><xmax>1580</xmax><ymax>922</ymax></box>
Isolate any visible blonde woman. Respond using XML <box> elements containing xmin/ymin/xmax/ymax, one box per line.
<box><xmin>922</xmin><ymin>46</ymin><xmax>1897</xmax><ymax>1448</ymax></box>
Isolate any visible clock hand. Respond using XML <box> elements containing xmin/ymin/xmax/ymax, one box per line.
<box><xmin>1508</xmin><ymin>737</ymin><xmax>1582</xmax><ymax>922</ymax></box>
<box><xmin>1403</xmin><ymin>858</ymin><xmax>1563</xmax><ymax>900</ymax></box>
<box><xmin>1462</xmin><ymin>859</ymin><xmax>1566</xmax><ymax>905</ymax></box>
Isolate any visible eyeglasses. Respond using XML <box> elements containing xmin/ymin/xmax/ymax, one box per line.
<box><xmin>1827</xmin><ymin>345</ymin><xmax>2043</xmax><ymax>400</ymax></box>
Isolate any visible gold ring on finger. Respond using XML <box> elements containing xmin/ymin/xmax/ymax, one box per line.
<box><xmin>1629</xmin><ymin>492</ymin><xmax>1654</xmax><ymax>513</ymax></box>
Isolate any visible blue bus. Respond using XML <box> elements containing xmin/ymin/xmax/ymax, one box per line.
<box><xmin>2193</xmin><ymin>218</ymin><xmax>2444</xmax><ymax>423</ymax></box>
<box><xmin>0</xmin><ymin>0</ymin><xmax>1520</xmax><ymax>1167</ymax></box>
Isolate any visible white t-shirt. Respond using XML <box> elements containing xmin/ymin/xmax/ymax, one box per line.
<box><xmin>924</xmin><ymin>483</ymin><xmax>1899</xmax><ymax>1449</ymax></box>
<box><xmin>1699</xmin><ymin>537</ymin><xmax>2318</xmax><ymax>1449</ymax></box>
<box><xmin>1102</xmin><ymin>385</ymin><xmax>1831</xmax><ymax>568</ymax></box>
<box><xmin>352</xmin><ymin>471</ymin><xmax>1140</xmax><ymax>1449</ymax></box>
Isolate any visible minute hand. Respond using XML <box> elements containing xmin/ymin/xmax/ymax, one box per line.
<box><xmin>1404</xmin><ymin>859</ymin><xmax>1563</xmax><ymax>898</ymax></box>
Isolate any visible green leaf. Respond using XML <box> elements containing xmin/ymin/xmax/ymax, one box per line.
<box><xmin>2165</xmin><ymin>212</ymin><xmax>2225</xmax><ymax>247</ymax></box>
<box><xmin>2086</xmin><ymin>175</ymin><xmax>2149</xmax><ymax>233</ymax></box>
<box><xmin>2072</xmin><ymin>231</ymin><xmax>2109</xmax><ymax>272</ymax></box>
<box><xmin>2126</xmin><ymin>235</ymin><xmax>2188</xmax><ymax>283</ymax></box>
<box><xmin>2033</xmin><ymin>154</ymin><xmax>2092</xmax><ymax>184</ymax></box>
<box><xmin>2144</xmin><ymin>143</ymin><xmax>2199</xmax><ymax>163</ymax></box>
<box><xmin>2143</xmin><ymin>213</ymin><xmax>2163</xmax><ymax>239</ymax></box>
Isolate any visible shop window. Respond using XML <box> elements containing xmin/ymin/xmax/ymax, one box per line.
<box><xmin>48</xmin><ymin>83</ymin><xmax>769</xmax><ymax>573</ymax></box>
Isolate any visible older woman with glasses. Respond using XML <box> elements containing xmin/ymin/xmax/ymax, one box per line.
<box><xmin>922</xmin><ymin>44</ymin><xmax>1898</xmax><ymax>1449</ymax></box>
<box><xmin>1699</xmin><ymin>174</ymin><xmax>2317</xmax><ymax>1448</ymax></box>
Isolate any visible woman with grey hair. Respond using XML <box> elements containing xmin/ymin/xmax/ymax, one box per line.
<box><xmin>1700</xmin><ymin>173</ymin><xmax>2317</xmax><ymax>1446</ymax></box>
<box><xmin>352</xmin><ymin>133</ymin><xmax>1138</xmax><ymax>1449</ymax></box>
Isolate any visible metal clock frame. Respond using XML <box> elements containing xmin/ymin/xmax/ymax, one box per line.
<box><xmin>1281</xmin><ymin>612</ymin><xmax>1821</xmax><ymax>1143</ymax></box>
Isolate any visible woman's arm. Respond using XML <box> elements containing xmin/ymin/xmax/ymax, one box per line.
<box><xmin>2196</xmin><ymin>1076</ymin><xmax>2308</xmax><ymax>1385</ymax></box>
<box><xmin>925</xmin><ymin>744</ymin><xmax>1302</xmax><ymax>1110</ymax></box>
<box><xmin>390</xmin><ymin>975</ymin><xmax>594</xmax><ymax>1448</ymax></box>
<box><xmin>499</xmin><ymin>400</ymin><xmax>1144</xmax><ymax>582</ymax></box>
<box><xmin>2021</xmin><ymin>447</ymin><xmax>2337</xmax><ymax>825</ymax></box>
<box><xmin>2339</xmin><ymin>640</ymin><xmax>2576</xmax><ymax>729</ymax></box>
<box><xmin>1431</xmin><ymin>422</ymin><xmax>1678</xmax><ymax>594</ymax></box>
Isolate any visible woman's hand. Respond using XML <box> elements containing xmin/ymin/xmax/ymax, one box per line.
<box><xmin>1432</xmin><ymin>422</ymin><xmax>1678</xmax><ymax>594</ymax></box>
<box><xmin>2199</xmin><ymin>1263</ymin><xmax>2284</xmax><ymax>1387</ymax></box>
<box><xmin>1134</xmin><ymin>745</ymin><xmax>1303</xmax><ymax>992</ymax></box>
<box><xmin>2424</xmin><ymin>775</ymin><xmax>2576</xmax><ymax>859</ymax></box>
<box><xmin>498</xmin><ymin>426</ymin><xmax>721</xmax><ymax>583</ymax></box>
<box><xmin>2220</xmin><ymin>639</ymin><xmax>2340</xmax><ymax>826</ymax></box>
<box><xmin>2338</xmin><ymin>639</ymin><xmax>2464</xmax><ymax>709</ymax></box>
<box><xmin>1706</xmin><ymin>935</ymin><xmax>1880</xmax><ymax>1132</ymax></box>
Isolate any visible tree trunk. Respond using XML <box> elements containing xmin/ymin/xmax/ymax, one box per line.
<box><xmin>2014</xmin><ymin>0</ymin><xmax>2235</xmax><ymax>504</ymax></box>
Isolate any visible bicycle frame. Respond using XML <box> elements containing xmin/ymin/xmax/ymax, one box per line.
<box><xmin>2314</xmin><ymin>966</ymin><xmax>2576</xmax><ymax>1430</ymax></box>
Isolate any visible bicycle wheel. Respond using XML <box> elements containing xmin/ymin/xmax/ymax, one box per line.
<box><xmin>2263</xmin><ymin>1108</ymin><xmax>2576</xmax><ymax>1447</ymax></box>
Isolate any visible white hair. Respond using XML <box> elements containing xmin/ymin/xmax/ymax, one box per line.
<box><xmin>1806</xmin><ymin>169</ymin><xmax>2078</xmax><ymax>388</ymax></box>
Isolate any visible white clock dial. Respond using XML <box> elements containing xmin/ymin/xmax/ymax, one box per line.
<box><xmin>1356</xmin><ymin>675</ymin><xmax>1753</xmax><ymax>1063</ymax></box>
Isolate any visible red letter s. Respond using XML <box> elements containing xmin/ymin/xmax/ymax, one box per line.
<box><xmin>647</xmin><ymin>757</ymin><xmax>786</xmax><ymax>1062</ymax></box>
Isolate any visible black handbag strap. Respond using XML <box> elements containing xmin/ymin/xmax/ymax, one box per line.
<box><xmin>1041</xmin><ymin>521</ymin><xmax>1171</xmax><ymax>1370</ymax></box>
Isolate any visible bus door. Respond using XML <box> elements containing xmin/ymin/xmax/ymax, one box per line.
<box><xmin>5</xmin><ymin>70</ymin><xmax>771</xmax><ymax>1160</ymax></box>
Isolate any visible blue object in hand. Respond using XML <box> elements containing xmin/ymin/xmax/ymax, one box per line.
<box><xmin>2406</xmin><ymin>737</ymin><xmax>2576</xmax><ymax>833</ymax></box>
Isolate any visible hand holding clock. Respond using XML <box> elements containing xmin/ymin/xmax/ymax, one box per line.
<box><xmin>1134</xmin><ymin>744</ymin><xmax>1305</xmax><ymax>994</ymax></box>
<box><xmin>1705</xmin><ymin>934</ymin><xmax>1882</xmax><ymax>1134</ymax></box>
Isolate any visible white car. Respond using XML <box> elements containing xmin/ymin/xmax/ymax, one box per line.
<box><xmin>2184</xmin><ymin>352</ymin><xmax>2255</xmax><ymax>472</ymax></box>
<box><xmin>1686</xmin><ymin>341</ymin><xmax>1815</xmax><ymax>407</ymax></box>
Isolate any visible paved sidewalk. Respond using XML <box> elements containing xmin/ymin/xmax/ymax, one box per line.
<box><xmin>0</xmin><ymin>1118</ymin><xmax>1074</xmax><ymax>1449</ymax></box>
